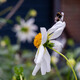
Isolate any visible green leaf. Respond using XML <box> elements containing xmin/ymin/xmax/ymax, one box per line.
<box><xmin>16</xmin><ymin>16</ymin><xmax>21</xmax><ymax>24</ymax></box>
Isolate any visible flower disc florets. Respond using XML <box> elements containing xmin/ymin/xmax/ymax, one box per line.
<box><xmin>33</xmin><ymin>33</ymin><xmax>54</xmax><ymax>48</ymax></box>
<box><xmin>33</xmin><ymin>33</ymin><xmax>42</xmax><ymax>48</ymax></box>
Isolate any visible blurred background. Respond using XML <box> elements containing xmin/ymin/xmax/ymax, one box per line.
<box><xmin>0</xmin><ymin>0</ymin><xmax>80</xmax><ymax>80</ymax></box>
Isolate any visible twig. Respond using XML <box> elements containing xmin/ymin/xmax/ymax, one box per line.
<box><xmin>0</xmin><ymin>0</ymin><xmax>24</xmax><ymax>29</ymax></box>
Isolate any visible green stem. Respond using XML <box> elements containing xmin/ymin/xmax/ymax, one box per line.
<box><xmin>25</xmin><ymin>13</ymin><xmax>30</xmax><ymax>21</ymax></box>
<box><xmin>53</xmin><ymin>63</ymin><xmax>63</xmax><ymax>80</ymax></box>
<box><xmin>67</xmin><ymin>69</ymin><xmax>71</xmax><ymax>80</ymax></box>
<box><xmin>51</xmin><ymin>48</ymin><xmax>77</xmax><ymax>80</ymax></box>
<box><xmin>20</xmin><ymin>75</ymin><xmax>23</xmax><ymax>80</ymax></box>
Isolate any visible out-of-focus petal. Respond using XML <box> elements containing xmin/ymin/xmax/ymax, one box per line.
<box><xmin>30</xmin><ymin>25</ymin><xmax>38</xmax><ymax>31</ymax></box>
<box><xmin>16</xmin><ymin>32</ymin><xmax>27</xmax><ymax>42</ymax></box>
<box><xmin>40</xmin><ymin>27</ymin><xmax>47</xmax><ymax>44</ymax></box>
<box><xmin>44</xmin><ymin>48</ymin><xmax>51</xmax><ymax>72</ymax></box>
<box><xmin>75</xmin><ymin>62</ymin><xmax>80</xmax><ymax>78</ymax></box>
<box><xmin>28</xmin><ymin>31</ymin><xmax>37</xmax><ymax>37</ymax></box>
<box><xmin>50</xmin><ymin>40</ymin><xmax>63</xmax><ymax>51</ymax></box>
<box><xmin>21</xmin><ymin>19</ymin><xmax>25</xmax><ymax>25</ymax></box>
<box><xmin>14</xmin><ymin>25</ymin><xmax>21</xmax><ymax>32</ymax></box>
<box><xmin>26</xmin><ymin>18</ymin><xmax>35</xmax><ymax>26</ymax></box>
<box><xmin>75</xmin><ymin>62</ymin><xmax>80</xmax><ymax>71</ymax></box>
<box><xmin>36</xmin><ymin>45</ymin><xmax>44</xmax><ymax>64</ymax></box>
<box><xmin>32</xmin><ymin>64</ymin><xmax>40</xmax><ymax>76</ymax></box>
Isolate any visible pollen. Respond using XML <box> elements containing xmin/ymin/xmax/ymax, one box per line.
<box><xmin>33</xmin><ymin>33</ymin><xmax>42</xmax><ymax>48</ymax></box>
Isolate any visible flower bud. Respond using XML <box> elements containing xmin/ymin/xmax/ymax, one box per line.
<box><xmin>51</xmin><ymin>56</ymin><xmax>59</xmax><ymax>64</ymax></box>
<box><xmin>0</xmin><ymin>40</ymin><xmax>6</xmax><ymax>47</ymax></box>
<box><xmin>67</xmin><ymin>59</ymin><xmax>76</xmax><ymax>67</ymax></box>
<box><xmin>29</xmin><ymin>9</ymin><xmax>37</xmax><ymax>17</ymax></box>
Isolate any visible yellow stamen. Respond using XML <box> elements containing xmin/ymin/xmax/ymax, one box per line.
<box><xmin>33</xmin><ymin>33</ymin><xmax>42</xmax><ymax>48</ymax></box>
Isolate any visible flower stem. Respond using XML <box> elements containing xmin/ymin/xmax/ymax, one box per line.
<box><xmin>53</xmin><ymin>63</ymin><xmax>63</xmax><ymax>80</ymax></box>
<box><xmin>20</xmin><ymin>75</ymin><xmax>23</xmax><ymax>80</ymax></box>
<box><xmin>51</xmin><ymin>48</ymin><xmax>77</xmax><ymax>80</ymax></box>
<box><xmin>67</xmin><ymin>69</ymin><xmax>71</xmax><ymax>80</ymax></box>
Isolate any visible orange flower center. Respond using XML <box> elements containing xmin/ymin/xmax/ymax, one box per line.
<box><xmin>33</xmin><ymin>33</ymin><xmax>42</xmax><ymax>48</ymax></box>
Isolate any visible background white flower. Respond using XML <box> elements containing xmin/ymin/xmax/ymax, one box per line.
<box><xmin>75</xmin><ymin>62</ymin><xmax>80</xmax><ymax>78</ymax></box>
<box><xmin>14</xmin><ymin>18</ymin><xmax>38</xmax><ymax>43</ymax></box>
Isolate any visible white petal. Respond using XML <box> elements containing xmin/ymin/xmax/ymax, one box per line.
<box><xmin>52</xmin><ymin>37</ymin><xmax>66</xmax><ymax>56</ymax></box>
<box><xmin>36</xmin><ymin>45</ymin><xmax>44</xmax><ymax>64</ymax></box>
<box><xmin>28</xmin><ymin>31</ymin><xmax>37</xmax><ymax>37</ymax></box>
<box><xmin>34</xmin><ymin>48</ymin><xmax>39</xmax><ymax>63</ymax></box>
<box><xmin>26</xmin><ymin>18</ymin><xmax>35</xmax><ymax>26</ymax></box>
<box><xmin>13</xmin><ymin>24</ymin><xmax>21</xmax><ymax>32</ymax></box>
<box><xmin>48</xmin><ymin>21</ymin><xmax>66</xmax><ymax>39</ymax></box>
<box><xmin>40</xmin><ymin>27</ymin><xmax>47</xmax><ymax>44</ymax></box>
<box><xmin>30</xmin><ymin>25</ymin><xmax>38</xmax><ymax>31</ymax></box>
<box><xmin>48</xmin><ymin>21</ymin><xmax>63</xmax><ymax>35</ymax></box>
<box><xmin>32</xmin><ymin>64</ymin><xmax>40</xmax><ymax>76</ymax></box>
<box><xmin>49</xmin><ymin>26</ymin><xmax>65</xmax><ymax>40</ymax></box>
<box><xmin>44</xmin><ymin>48</ymin><xmax>51</xmax><ymax>72</ymax></box>
<box><xmin>41</xmin><ymin>58</ymin><xmax>47</xmax><ymax>75</ymax></box>
<box><xmin>50</xmin><ymin>40</ymin><xmax>63</xmax><ymax>51</ymax></box>
<box><xmin>21</xmin><ymin>19</ymin><xmax>25</xmax><ymax>25</ymax></box>
<box><xmin>57</xmin><ymin>37</ymin><xmax>66</xmax><ymax>47</ymax></box>
<box><xmin>16</xmin><ymin>32</ymin><xmax>27</xmax><ymax>42</ymax></box>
